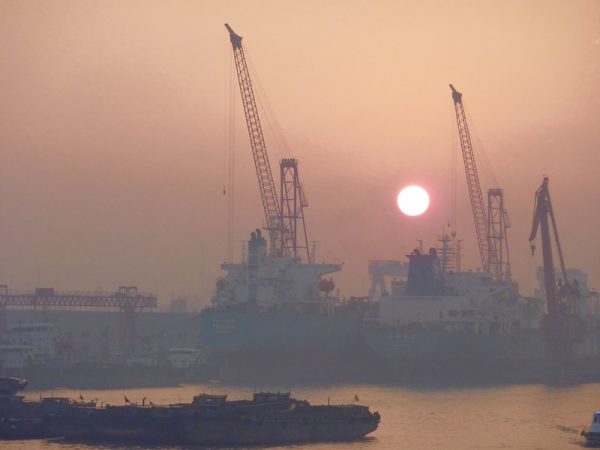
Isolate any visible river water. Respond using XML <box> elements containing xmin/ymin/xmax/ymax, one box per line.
<box><xmin>3</xmin><ymin>382</ymin><xmax>596</xmax><ymax>449</ymax></box>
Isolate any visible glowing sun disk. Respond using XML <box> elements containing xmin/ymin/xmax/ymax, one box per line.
<box><xmin>397</xmin><ymin>185</ymin><xmax>430</xmax><ymax>216</ymax></box>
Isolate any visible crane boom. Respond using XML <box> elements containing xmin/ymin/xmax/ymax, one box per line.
<box><xmin>529</xmin><ymin>177</ymin><xmax>571</xmax><ymax>315</ymax></box>
<box><xmin>529</xmin><ymin>177</ymin><xmax>581</xmax><ymax>353</ymax></box>
<box><xmin>529</xmin><ymin>177</ymin><xmax>560</xmax><ymax>317</ymax></box>
<box><xmin>225</xmin><ymin>23</ymin><xmax>282</xmax><ymax>254</ymax></box>
<box><xmin>449</xmin><ymin>84</ymin><xmax>497</xmax><ymax>275</ymax></box>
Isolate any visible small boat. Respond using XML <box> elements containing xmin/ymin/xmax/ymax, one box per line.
<box><xmin>0</xmin><ymin>380</ymin><xmax>52</xmax><ymax>440</ymax></box>
<box><xmin>582</xmin><ymin>412</ymin><xmax>600</xmax><ymax>447</ymax></box>
<box><xmin>0</xmin><ymin>378</ymin><xmax>28</xmax><ymax>396</ymax></box>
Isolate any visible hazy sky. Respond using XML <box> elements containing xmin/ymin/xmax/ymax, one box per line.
<box><xmin>0</xmin><ymin>0</ymin><xmax>598</xmax><ymax>306</ymax></box>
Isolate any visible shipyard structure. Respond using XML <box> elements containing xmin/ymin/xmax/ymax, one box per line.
<box><xmin>2</xmin><ymin>25</ymin><xmax>599</xmax><ymax>389</ymax></box>
<box><xmin>0</xmin><ymin>287</ymin><xmax>213</xmax><ymax>388</ymax></box>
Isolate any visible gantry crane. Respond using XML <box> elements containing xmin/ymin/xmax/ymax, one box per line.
<box><xmin>529</xmin><ymin>177</ymin><xmax>582</xmax><ymax>353</ymax></box>
<box><xmin>449</xmin><ymin>84</ymin><xmax>510</xmax><ymax>280</ymax></box>
<box><xmin>225</xmin><ymin>24</ymin><xmax>309</xmax><ymax>260</ymax></box>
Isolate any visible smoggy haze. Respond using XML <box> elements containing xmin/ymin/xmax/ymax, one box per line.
<box><xmin>0</xmin><ymin>0</ymin><xmax>598</xmax><ymax>306</ymax></box>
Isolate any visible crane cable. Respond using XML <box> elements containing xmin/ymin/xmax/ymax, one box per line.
<box><xmin>223</xmin><ymin>49</ymin><xmax>236</xmax><ymax>262</ymax></box>
<box><xmin>450</xmin><ymin>99</ymin><xmax>458</xmax><ymax>236</ymax></box>
<box><xmin>244</xmin><ymin>45</ymin><xmax>295</xmax><ymax>160</ymax></box>
<box><xmin>463</xmin><ymin>104</ymin><xmax>498</xmax><ymax>189</ymax></box>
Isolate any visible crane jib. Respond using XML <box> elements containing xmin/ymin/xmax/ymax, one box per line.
<box><xmin>450</xmin><ymin>84</ymin><xmax>499</xmax><ymax>277</ymax></box>
<box><xmin>225</xmin><ymin>23</ymin><xmax>297</xmax><ymax>257</ymax></box>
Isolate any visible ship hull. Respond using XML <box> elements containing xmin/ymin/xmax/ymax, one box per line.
<box><xmin>363</xmin><ymin>325</ymin><xmax>600</xmax><ymax>385</ymax></box>
<box><xmin>183</xmin><ymin>416</ymin><xmax>378</xmax><ymax>445</ymax></box>
<box><xmin>363</xmin><ymin>325</ymin><xmax>548</xmax><ymax>361</ymax></box>
<box><xmin>199</xmin><ymin>307</ymin><xmax>364</xmax><ymax>354</ymax></box>
<box><xmin>198</xmin><ymin>307</ymin><xmax>376</xmax><ymax>383</ymax></box>
<box><xmin>43</xmin><ymin>401</ymin><xmax>379</xmax><ymax>446</ymax></box>
<box><xmin>49</xmin><ymin>418</ymin><xmax>377</xmax><ymax>446</ymax></box>
<box><xmin>585</xmin><ymin>432</ymin><xmax>600</xmax><ymax>447</ymax></box>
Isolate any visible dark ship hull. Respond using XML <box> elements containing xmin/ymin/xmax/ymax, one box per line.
<box><xmin>49</xmin><ymin>412</ymin><xmax>378</xmax><ymax>446</ymax></box>
<box><xmin>183</xmin><ymin>416</ymin><xmax>378</xmax><ymax>445</ymax></box>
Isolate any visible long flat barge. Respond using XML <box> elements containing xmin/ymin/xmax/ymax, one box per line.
<box><xmin>0</xmin><ymin>390</ymin><xmax>380</xmax><ymax>445</ymax></box>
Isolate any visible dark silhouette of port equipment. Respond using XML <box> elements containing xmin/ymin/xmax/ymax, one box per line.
<box><xmin>529</xmin><ymin>177</ymin><xmax>583</xmax><ymax>354</ymax></box>
<box><xmin>225</xmin><ymin>23</ymin><xmax>310</xmax><ymax>262</ymax></box>
<box><xmin>0</xmin><ymin>285</ymin><xmax>157</xmax><ymax>354</ymax></box>
<box><xmin>450</xmin><ymin>84</ymin><xmax>511</xmax><ymax>281</ymax></box>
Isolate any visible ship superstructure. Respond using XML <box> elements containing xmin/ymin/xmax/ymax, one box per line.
<box><xmin>367</xmin><ymin>248</ymin><xmax>545</xmax><ymax>362</ymax></box>
<box><xmin>199</xmin><ymin>230</ymin><xmax>366</xmax><ymax>358</ymax></box>
<box><xmin>378</xmin><ymin>250</ymin><xmax>539</xmax><ymax>335</ymax></box>
<box><xmin>213</xmin><ymin>229</ymin><xmax>340</xmax><ymax>312</ymax></box>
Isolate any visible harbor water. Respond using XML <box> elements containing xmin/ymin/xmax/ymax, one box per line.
<box><xmin>3</xmin><ymin>382</ymin><xmax>596</xmax><ymax>449</ymax></box>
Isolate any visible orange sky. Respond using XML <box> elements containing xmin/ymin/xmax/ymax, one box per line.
<box><xmin>0</xmin><ymin>0</ymin><xmax>598</xmax><ymax>306</ymax></box>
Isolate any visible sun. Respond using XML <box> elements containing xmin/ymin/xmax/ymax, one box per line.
<box><xmin>397</xmin><ymin>185</ymin><xmax>430</xmax><ymax>216</ymax></box>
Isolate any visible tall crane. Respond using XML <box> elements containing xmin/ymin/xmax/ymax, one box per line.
<box><xmin>529</xmin><ymin>177</ymin><xmax>581</xmax><ymax>353</ymax></box>
<box><xmin>225</xmin><ymin>24</ymin><xmax>309</xmax><ymax>260</ymax></box>
<box><xmin>449</xmin><ymin>84</ymin><xmax>504</xmax><ymax>279</ymax></box>
<box><xmin>225</xmin><ymin>23</ymin><xmax>283</xmax><ymax>255</ymax></box>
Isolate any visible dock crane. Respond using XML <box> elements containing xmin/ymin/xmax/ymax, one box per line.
<box><xmin>225</xmin><ymin>24</ymin><xmax>310</xmax><ymax>261</ymax></box>
<box><xmin>529</xmin><ymin>177</ymin><xmax>582</xmax><ymax>353</ymax></box>
<box><xmin>449</xmin><ymin>85</ymin><xmax>510</xmax><ymax>281</ymax></box>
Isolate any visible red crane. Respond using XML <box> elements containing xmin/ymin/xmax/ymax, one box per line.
<box><xmin>529</xmin><ymin>177</ymin><xmax>582</xmax><ymax>352</ymax></box>
<box><xmin>225</xmin><ymin>23</ymin><xmax>283</xmax><ymax>254</ymax></box>
<box><xmin>450</xmin><ymin>84</ymin><xmax>504</xmax><ymax>279</ymax></box>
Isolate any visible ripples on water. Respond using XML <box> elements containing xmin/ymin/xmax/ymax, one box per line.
<box><xmin>3</xmin><ymin>382</ymin><xmax>596</xmax><ymax>449</ymax></box>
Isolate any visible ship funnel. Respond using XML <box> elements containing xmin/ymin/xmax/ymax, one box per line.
<box><xmin>248</xmin><ymin>229</ymin><xmax>267</xmax><ymax>266</ymax></box>
<box><xmin>406</xmin><ymin>249</ymin><xmax>443</xmax><ymax>295</ymax></box>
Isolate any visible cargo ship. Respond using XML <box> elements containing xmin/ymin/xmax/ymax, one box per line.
<box><xmin>199</xmin><ymin>229</ymin><xmax>371</xmax><ymax>380</ymax></box>
<box><xmin>199</xmin><ymin>24</ymin><xmax>375</xmax><ymax>380</ymax></box>
<box><xmin>363</xmin><ymin>248</ymin><xmax>600</xmax><ymax>385</ymax></box>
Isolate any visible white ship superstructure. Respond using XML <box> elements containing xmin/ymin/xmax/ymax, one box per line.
<box><xmin>213</xmin><ymin>229</ymin><xmax>341</xmax><ymax>312</ymax></box>
<box><xmin>377</xmin><ymin>250</ymin><xmax>543</xmax><ymax>334</ymax></box>
<box><xmin>378</xmin><ymin>255</ymin><xmax>544</xmax><ymax>333</ymax></box>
